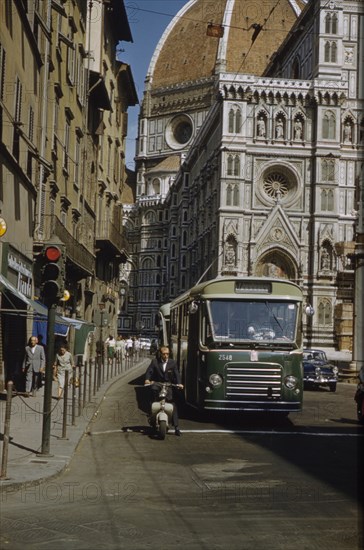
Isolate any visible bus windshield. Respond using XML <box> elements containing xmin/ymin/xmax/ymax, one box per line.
<box><xmin>206</xmin><ymin>300</ymin><xmax>299</xmax><ymax>344</ymax></box>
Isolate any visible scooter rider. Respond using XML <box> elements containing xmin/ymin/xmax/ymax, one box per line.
<box><xmin>144</xmin><ymin>346</ymin><xmax>183</xmax><ymax>436</ymax></box>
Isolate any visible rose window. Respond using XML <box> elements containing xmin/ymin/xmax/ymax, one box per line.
<box><xmin>263</xmin><ymin>173</ymin><xmax>289</xmax><ymax>199</ymax></box>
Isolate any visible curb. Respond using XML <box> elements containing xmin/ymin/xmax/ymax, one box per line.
<box><xmin>0</xmin><ymin>358</ymin><xmax>149</xmax><ymax>492</ymax></box>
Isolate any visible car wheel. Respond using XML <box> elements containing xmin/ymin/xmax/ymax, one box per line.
<box><xmin>329</xmin><ymin>383</ymin><xmax>337</xmax><ymax>393</ymax></box>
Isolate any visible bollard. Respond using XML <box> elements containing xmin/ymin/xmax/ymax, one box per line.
<box><xmin>0</xmin><ymin>381</ymin><xmax>13</xmax><ymax>479</ymax></box>
<box><xmin>93</xmin><ymin>357</ymin><xmax>97</xmax><ymax>395</ymax></box>
<box><xmin>82</xmin><ymin>361</ymin><xmax>87</xmax><ymax>409</ymax></box>
<box><xmin>59</xmin><ymin>371</ymin><xmax>69</xmax><ymax>439</ymax></box>
<box><xmin>71</xmin><ymin>372</ymin><xmax>76</xmax><ymax>426</ymax></box>
<box><xmin>88</xmin><ymin>360</ymin><xmax>92</xmax><ymax>403</ymax></box>
<box><xmin>77</xmin><ymin>365</ymin><xmax>82</xmax><ymax>417</ymax></box>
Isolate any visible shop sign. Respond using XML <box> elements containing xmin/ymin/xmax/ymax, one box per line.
<box><xmin>8</xmin><ymin>252</ymin><xmax>32</xmax><ymax>298</ymax></box>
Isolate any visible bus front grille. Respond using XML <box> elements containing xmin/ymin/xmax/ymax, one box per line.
<box><xmin>225</xmin><ymin>363</ymin><xmax>282</xmax><ymax>399</ymax></box>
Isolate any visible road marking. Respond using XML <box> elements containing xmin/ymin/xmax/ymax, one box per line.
<box><xmin>89</xmin><ymin>428</ymin><xmax>363</xmax><ymax>437</ymax></box>
<box><xmin>178</xmin><ymin>429</ymin><xmax>363</xmax><ymax>437</ymax></box>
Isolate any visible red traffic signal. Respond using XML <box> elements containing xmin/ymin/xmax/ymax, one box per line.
<box><xmin>41</xmin><ymin>244</ymin><xmax>65</xmax><ymax>303</ymax></box>
<box><xmin>44</xmin><ymin>246</ymin><xmax>62</xmax><ymax>262</ymax></box>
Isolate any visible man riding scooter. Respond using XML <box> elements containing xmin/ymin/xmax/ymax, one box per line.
<box><xmin>144</xmin><ymin>346</ymin><xmax>184</xmax><ymax>436</ymax></box>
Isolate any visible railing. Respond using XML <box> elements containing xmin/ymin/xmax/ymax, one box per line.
<box><xmin>51</xmin><ymin>216</ymin><xmax>95</xmax><ymax>275</ymax></box>
<box><xmin>96</xmin><ymin>218</ymin><xmax>129</xmax><ymax>254</ymax></box>
<box><xmin>37</xmin><ymin>214</ymin><xmax>95</xmax><ymax>276</ymax></box>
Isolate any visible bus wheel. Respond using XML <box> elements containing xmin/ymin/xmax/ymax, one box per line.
<box><xmin>159</xmin><ymin>420</ymin><xmax>167</xmax><ymax>440</ymax></box>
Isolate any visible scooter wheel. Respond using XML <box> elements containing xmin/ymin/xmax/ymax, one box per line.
<box><xmin>159</xmin><ymin>420</ymin><xmax>167</xmax><ymax>440</ymax></box>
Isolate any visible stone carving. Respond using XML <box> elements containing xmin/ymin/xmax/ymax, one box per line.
<box><xmin>257</xmin><ymin>116</ymin><xmax>266</xmax><ymax>137</ymax></box>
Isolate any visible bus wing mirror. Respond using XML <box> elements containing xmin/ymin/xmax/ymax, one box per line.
<box><xmin>189</xmin><ymin>301</ymin><xmax>198</xmax><ymax>314</ymax></box>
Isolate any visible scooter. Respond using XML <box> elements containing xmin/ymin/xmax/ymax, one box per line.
<box><xmin>148</xmin><ymin>382</ymin><xmax>176</xmax><ymax>439</ymax></box>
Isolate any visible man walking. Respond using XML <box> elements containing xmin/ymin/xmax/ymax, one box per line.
<box><xmin>22</xmin><ymin>336</ymin><xmax>46</xmax><ymax>396</ymax></box>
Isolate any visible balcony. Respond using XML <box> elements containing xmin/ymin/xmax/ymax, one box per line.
<box><xmin>96</xmin><ymin>218</ymin><xmax>129</xmax><ymax>257</ymax></box>
<box><xmin>36</xmin><ymin>215</ymin><xmax>95</xmax><ymax>277</ymax></box>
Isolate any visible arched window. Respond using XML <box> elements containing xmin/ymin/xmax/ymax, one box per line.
<box><xmin>182</xmin><ymin>231</ymin><xmax>187</xmax><ymax>246</ymax></box>
<box><xmin>233</xmin><ymin>185</ymin><xmax>239</xmax><ymax>206</ymax></box>
<box><xmin>318</xmin><ymin>299</ymin><xmax>332</xmax><ymax>326</ymax></box>
<box><xmin>324</xmin><ymin>41</ymin><xmax>337</xmax><ymax>63</ymax></box>
<box><xmin>228</xmin><ymin>109</ymin><xmax>235</xmax><ymax>133</ymax></box>
<box><xmin>321</xmin><ymin>189</ymin><xmax>334</xmax><ymax>211</ymax></box>
<box><xmin>322</xmin><ymin>158</ymin><xmax>336</xmax><ymax>181</ymax></box>
<box><xmin>325</xmin><ymin>13</ymin><xmax>338</xmax><ymax>34</ymax></box>
<box><xmin>323</xmin><ymin>111</ymin><xmax>336</xmax><ymax>139</ymax></box>
<box><xmin>234</xmin><ymin>156</ymin><xmax>240</xmax><ymax>176</ymax></box>
<box><xmin>152</xmin><ymin>178</ymin><xmax>160</xmax><ymax>194</ymax></box>
<box><xmin>227</xmin><ymin>155</ymin><xmax>233</xmax><ymax>175</ymax></box>
<box><xmin>226</xmin><ymin>184</ymin><xmax>232</xmax><ymax>206</ymax></box>
<box><xmin>332</xmin><ymin>14</ymin><xmax>338</xmax><ymax>34</ymax></box>
<box><xmin>235</xmin><ymin>109</ymin><xmax>242</xmax><ymax>134</ymax></box>
<box><xmin>324</xmin><ymin>41</ymin><xmax>331</xmax><ymax>62</ymax></box>
<box><xmin>325</xmin><ymin>13</ymin><xmax>331</xmax><ymax>34</ymax></box>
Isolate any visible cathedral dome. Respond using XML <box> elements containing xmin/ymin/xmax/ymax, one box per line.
<box><xmin>147</xmin><ymin>0</ymin><xmax>309</xmax><ymax>90</ymax></box>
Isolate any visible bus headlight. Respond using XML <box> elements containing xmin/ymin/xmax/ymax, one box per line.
<box><xmin>209</xmin><ymin>374</ymin><xmax>223</xmax><ymax>388</ymax></box>
<box><xmin>284</xmin><ymin>375</ymin><xmax>298</xmax><ymax>389</ymax></box>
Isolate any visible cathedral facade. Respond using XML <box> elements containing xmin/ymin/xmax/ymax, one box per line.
<box><xmin>121</xmin><ymin>0</ymin><xmax>363</xmax><ymax>351</ymax></box>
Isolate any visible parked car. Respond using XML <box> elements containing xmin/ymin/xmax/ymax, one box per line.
<box><xmin>303</xmin><ymin>349</ymin><xmax>339</xmax><ymax>392</ymax></box>
<box><xmin>139</xmin><ymin>337</ymin><xmax>151</xmax><ymax>351</ymax></box>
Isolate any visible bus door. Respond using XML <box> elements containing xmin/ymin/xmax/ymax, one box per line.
<box><xmin>185</xmin><ymin>305</ymin><xmax>199</xmax><ymax>406</ymax></box>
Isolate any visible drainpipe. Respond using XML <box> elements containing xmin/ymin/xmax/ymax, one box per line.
<box><xmin>34</xmin><ymin>0</ymin><xmax>52</xmax><ymax>239</ymax></box>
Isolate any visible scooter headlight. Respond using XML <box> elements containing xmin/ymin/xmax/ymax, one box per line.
<box><xmin>159</xmin><ymin>388</ymin><xmax>168</xmax><ymax>398</ymax></box>
<box><xmin>209</xmin><ymin>374</ymin><xmax>223</xmax><ymax>388</ymax></box>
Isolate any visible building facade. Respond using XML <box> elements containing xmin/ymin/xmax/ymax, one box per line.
<box><xmin>0</xmin><ymin>0</ymin><xmax>137</xmax><ymax>390</ymax></box>
<box><xmin>123</xmin><ymin>0</ymin><xmax>363</xmax><ymax>351</ymax></box>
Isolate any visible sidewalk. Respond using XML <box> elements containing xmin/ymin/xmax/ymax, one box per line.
<box><xmin>0</xmin><ymin>356</ymin><xmax>150</xmax><ymax>492</ymax></box>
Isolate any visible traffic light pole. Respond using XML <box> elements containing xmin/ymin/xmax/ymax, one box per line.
<box><xmin>39</xmin><ymin>302</ymin><xmax>56</xmax><ymax>455</ymax></box>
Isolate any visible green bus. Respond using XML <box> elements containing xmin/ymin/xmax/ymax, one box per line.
<box><xmin>160</xmin><ymin>277</ymin><xmax>304</xmax><ymax>414</ymax></box>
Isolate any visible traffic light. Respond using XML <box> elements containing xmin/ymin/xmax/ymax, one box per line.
<box><xmin>41</xmin><ymin>243</ymin><xmax>65</xmax><ymax>303</ymax></box>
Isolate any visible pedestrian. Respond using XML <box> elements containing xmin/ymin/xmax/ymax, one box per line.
<box><xmin>105</xmin><ymin>334</ymin><xmax>116</xmax><ymax>365</ymax></box>
<box><xmin>115</xmin><ymin>336</ymin><xmax>124</xmax><ymax>361</ymax></box>
<box><xmin>144</xmin><ymin>346</ymin><xmax>184</xmax><ymax>436</ymax></box>
<box><xmin>125</xmin><ymin>336</ymin><xmax>133</xmax><ymax>358</ymax></box>
<box><xmin>53</xmin><ymin>344</ymin><xmax>75</xmax><ymax>399</ymax></box>
<box><xmin>22</xmin><ymin>336</ymin><xmax>46</xmax><ymax>396</ymax></box>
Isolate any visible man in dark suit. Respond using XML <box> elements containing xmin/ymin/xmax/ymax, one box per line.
<box><xmin>144</xmin><ymin>346</ymin><xmax>183</xmax><ymax>435</ymax></box>
<box><xmin>22</xmin><ymin>336</ymin><xmax>46</xmax><ymax>396</ymax></box>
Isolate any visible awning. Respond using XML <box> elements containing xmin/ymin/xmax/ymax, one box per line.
<box><xmin>0</xmin><ymin>274</ymin><xmax>95</xmax><ymax>349</ymax></box>
<box><xmin>33</xmin><ymin>316</ymin><xmax>95</xmax><ymax>349</ymax></box>
<box><xmin>0</xmin><ymin>274</ymin><xmax>48</xmax><ymax>316</ymax></box>
<box><xmin>61</xmin><ymin>317</ymin><xmax>95</xmax><ymax>355</ymax></box>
